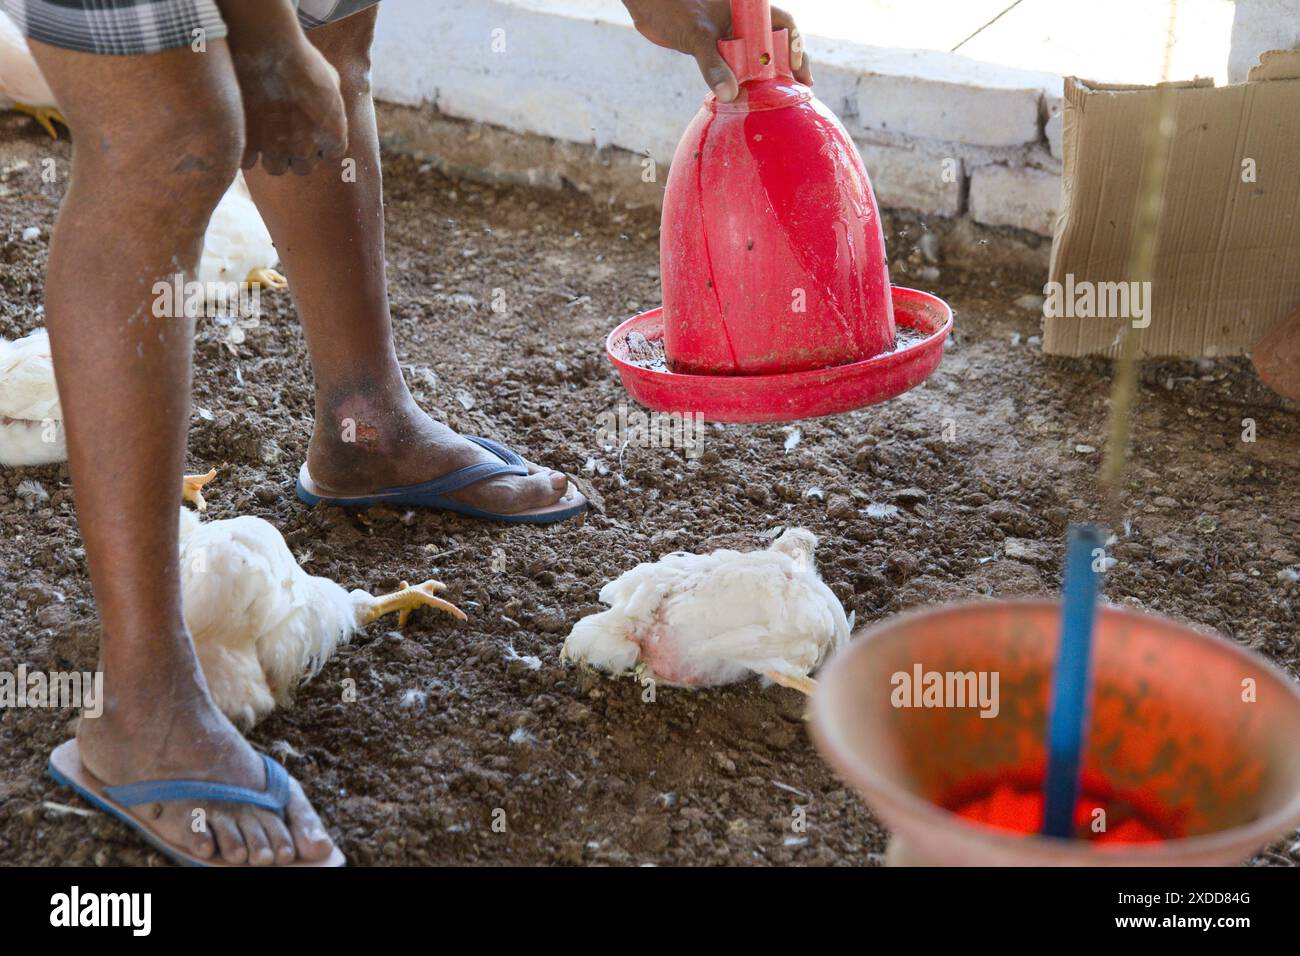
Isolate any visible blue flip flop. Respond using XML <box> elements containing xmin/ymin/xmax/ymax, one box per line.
<box><xmin>295</xmin><ymin>435</ymin><xmax>587</xmax><ymax>525</ymax></box>
<box><xmin>47</xmin><ymin>739</ymin><xmax>345</xmax><ymax>867</ymax></box>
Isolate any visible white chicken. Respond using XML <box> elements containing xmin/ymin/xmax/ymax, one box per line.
<box><xmin>178</xmin><ymin>471</ymin><xmax>464</xmax><ymax>729</ymax></box>
<box><xmin>198</xmin><ymin>171</ymin><xmax>286</xmax><ymax>291</ymax></box>
<box><xmin>0</xmin><ymin>328</ymin><xmax>63</xmax><ymax>466</ymax></box>
<box><xmin>0</xmin><ymin>10</ymin><xmax>62</xmax><ymax>138</ymax></box>
<box><xmin>1</xmin><ymin>183</ymin><xmax>283</xmax><ymax>462</ymax></box>
<box><xmin>563</xmin><ymin>528</ymin><xmax>850</xmax><ymax>694</ymax></box>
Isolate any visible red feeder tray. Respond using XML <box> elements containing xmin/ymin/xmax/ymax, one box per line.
<box><xmin>605</xmin><ymin>0</ymin><xmax>952</xmax><ymax>423</ymax></box>
<box><xmin>607</xmin><ymin>287</ymin><xmax>951</xmax><ymax>424</ymax></box>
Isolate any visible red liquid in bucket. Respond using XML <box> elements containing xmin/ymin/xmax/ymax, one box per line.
<box><xmin>942</xmin><ymin>768</ymin><xmax>1180</xmax><ymax>844</ymax></box>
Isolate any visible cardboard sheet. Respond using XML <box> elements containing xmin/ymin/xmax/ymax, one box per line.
<box><xmin>1045</xmin><ymin>51</ymin><xmax>1300</xmax><ymax>358</ymax></box>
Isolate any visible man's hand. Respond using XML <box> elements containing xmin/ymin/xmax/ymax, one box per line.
<box><xmin>622</xmin><ymin>0</ymin><xmax>813</xmax><ymax>102</ymax></box>
<box><xmin>218</xmin><ymin>1</ymin><xmax>348</xmax><ymax>176</ymax></box>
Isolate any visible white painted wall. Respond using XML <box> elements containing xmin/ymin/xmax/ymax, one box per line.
<box><xmin>371</xmin><ymin>0</ymin><xmax>1061</xmax><ymax>162</ymax></box>
<box><xmin>372</xmin><ymin>0</ymin><xmax>700</xmax><ymax>165</ymax></box>
<box><xmin>371</xmin><ymin>0</ymin><xmax>1064</xmax><ymax>232</ymax></box>
<box><xmin>1229</xmin><ymin>0</ymin><xmax>1300</xmax><ymax>82</ymax></box>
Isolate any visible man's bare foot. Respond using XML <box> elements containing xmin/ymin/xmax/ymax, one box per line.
<box><xmin>306</xmin><ymin>386</ymin><xmax>574</xmax><ymax>515</ymax></box>
<box><xmin>77</xmin><ymin>657</ymin><xmax>335</xmax><ymax>865</ymax></box>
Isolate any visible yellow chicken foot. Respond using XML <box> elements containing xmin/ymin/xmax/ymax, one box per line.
<box><xmin>182</xmin><ymin>469</ymin><xmax>218</xmax><ymax>512</ymax></box>
<box><xmin>13</xmin><ymin>103</ymin><xmax>65</xmax><ymax>139</ymax></box>
<box><xmin>363</xmin><ymin>580</ymin><xmax>467</xmax><ymax>627</ymax></box>
<box><xmin>245</xmin><ymin>267</ymin><xmax>288</xmax><ymax>289</ymax></box>
<box><xmin>766</xmin><ymin>670</ymin><xmax>817</xmax><ymax>696</ymax></box>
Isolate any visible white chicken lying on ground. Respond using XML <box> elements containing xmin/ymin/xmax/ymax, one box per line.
<box><xmin>0</xmin><ymin>328</ymin><xmax>63</xmax><ymax>466</ymax></box>
<box><xmin>0</xmin><ymin>10</ymin><xmax>63</xmax><ymax>137</ymax></box>
<box><xmin>563</xmin><ymin>528</ymin><xmax>850</xmax><ymax>694</ymax></box>
<box><xmin>198</xmin><ymin>171</ymin><xmax>286</xmax><ymax>291</ymax></box>
<box><xmin>179</xmin><ymin>471</ymin><xmax>464</xmax><ymax>729</ymax></box>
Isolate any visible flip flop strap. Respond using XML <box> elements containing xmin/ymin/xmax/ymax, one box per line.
<box><xmin>102</xmin><ymin>754</ymin><xmax>291</xmax><ymax>817</ymax></box>
<box><xmin>373</xmin><ymin>435</ymin><xmax>528</xmax><ymax>497</ymax></box>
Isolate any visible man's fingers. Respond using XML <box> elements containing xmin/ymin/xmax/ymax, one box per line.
<box><xmin>770</xmin><ymin>6</ymin><xmax>814</xmax><ymax>86</ymax></box>
<box><xmin>289</xmin><ymin>115</ymin><xmax>329</xmax><ymax>176</ymax></box>
<box><xmin>261</xmin><ymin>150</ymin><xmax>291</xmax><ymax>177</ymax></box>
<box><xmin>285</xmin><ymin>139</ymin><xmax>326</xmax><ymax>176</ymax></box>
<box><xmin>693</xmin><ymin>37</ymin><xmax>739</xmax><ymax>103</ymax></box>
<box><xmin>289</xmin><ymin>158</ymin><xmax>316</xmax><ymax>177</ymax></box>
<box><xmin>320</xmin><ymin>134</ymin><xmax>347</xmax><ymax>162</ymax></box>
<box><xmin>251</xmin><ymin>115</ymin><xmax>343</xmax><ymax>178</ymax></box>
<box><xmin>317</xmin><ymin>121</ymin><xmax>348</xmax><ymax>162</ymax></box>
<box><xmin>789</xmin><ymin>34</ymin><xmax>813</xmax><ymax>86</ymax></box>
<box><xmin>319</xmin><ymin>64</ymin><xmax>347</xmax><ymax>157</ymax></box>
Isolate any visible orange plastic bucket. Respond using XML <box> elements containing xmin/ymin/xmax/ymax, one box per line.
<box><xmin>811</xmin><ymin>600</ymin><xmax>1300</xmax><ymax>865</ymax></box>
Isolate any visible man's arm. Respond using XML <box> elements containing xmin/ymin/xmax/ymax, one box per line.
<box><xmin>216</xmin><ymin>0</ymin><xmax>348</xmax><ymax>175</ymax></box>
<box><xmin>622</xmin><ymin>0</ymin><xmax>813</xmax><ymax>102</ymax></box>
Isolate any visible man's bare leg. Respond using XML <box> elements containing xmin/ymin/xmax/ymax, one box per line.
<box><xmin>31</xmin><ymin>39</ymin><xmax>334</xmax><ymax>865</ymax></box>
<box><xmin>242</xmin><ymin>7</ymin><xmax>572</xmax><ymax>514</ymax></box>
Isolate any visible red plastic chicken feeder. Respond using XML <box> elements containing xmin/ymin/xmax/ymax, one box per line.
<box><xmin>606</xmin><ymin>0</ymin><xmax>951</xmax><ymax>424</ymax></box>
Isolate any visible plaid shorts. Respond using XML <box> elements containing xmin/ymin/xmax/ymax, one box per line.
<box><xmin>1</xmin><ymin>0</ymin><xmax>380</xmax><ymax>56</ymax></box>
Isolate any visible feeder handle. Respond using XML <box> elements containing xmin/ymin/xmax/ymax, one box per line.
<box><xmin>719</xmin><ymin>0</ymin><xmax>794</xmax><ymax>86</ymax></box>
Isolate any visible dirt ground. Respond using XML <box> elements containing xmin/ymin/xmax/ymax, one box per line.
<box><xmin>0</xmin><ymin>112</ymin><xmax>1296</xmax><ymax>866</ymax></box>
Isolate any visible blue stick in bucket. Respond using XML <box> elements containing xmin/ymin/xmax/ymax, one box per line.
<box><xmin>1042</xmin><ymin>523</ymin><xmax>1105</xmax><ymax>838</ymax></box>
